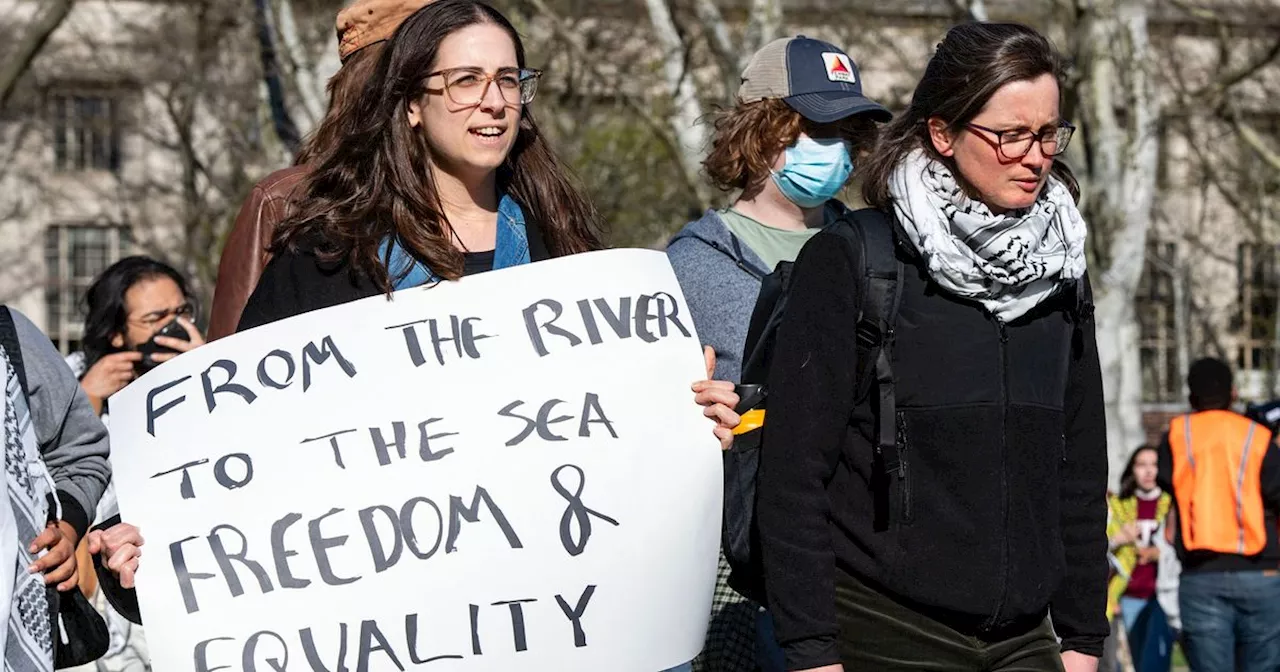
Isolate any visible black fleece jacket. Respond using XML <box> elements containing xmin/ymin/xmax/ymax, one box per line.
<box><xmin>756</xmin><ymin>223</ymin><xmax>1110</xmax><ymax>669</ymax></box>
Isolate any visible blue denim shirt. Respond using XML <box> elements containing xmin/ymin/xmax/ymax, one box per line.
<box><xmin>380</xmin><ymin>194</ymin><xmax>531</xmax><ymax>289</ymax></box>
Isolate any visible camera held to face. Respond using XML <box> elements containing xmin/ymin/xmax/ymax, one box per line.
<box><xmin>134</xmin><ymin>318</ymin><xmax>190</xmax><ymax>374</ymax></box>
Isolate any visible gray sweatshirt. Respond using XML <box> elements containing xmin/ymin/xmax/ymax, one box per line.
<box><xmin>666</xmin><ymin>210</ymin><xmax>771</xmax><ymax>383</ymax></box>
<box><xmin>10</xmin><ymin>308</ymin><xmax>110</xmax><ymax>537</ymax></box>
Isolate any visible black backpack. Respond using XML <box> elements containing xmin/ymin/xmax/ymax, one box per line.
<box><xmin>723</xmin><ymin>206</ymin><xmax>905</xmax><ymax>604</ymax></box>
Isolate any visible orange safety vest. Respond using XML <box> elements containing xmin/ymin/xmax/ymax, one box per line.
<box><xmin>1169</xmin><ymin>410</ymin><xmax>1273</xmax><ymax>556</ymax></box>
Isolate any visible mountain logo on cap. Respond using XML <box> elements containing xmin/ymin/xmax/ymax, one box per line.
<box><xmin>822</xmin><ymin>53</ymin><xmax>855</xmax><ymax>84</ymax></box>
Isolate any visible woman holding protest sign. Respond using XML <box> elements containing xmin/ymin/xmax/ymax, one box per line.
<box><xmin>237</xmin><ymin>0</ymin><xmax>601</xmax><ymax>328</ymax></box>
<box><xmin>234</xmin><ymin>0</ymin><xmax>739</xmax><ymax>443</ymax></box>
<box><xmin>755</xmin><ymin>22</ymin><xmax>1107</xmax><ymax>672</ymax></box>
<box><xmin>98</xmin><ymin>2</ymin><xmax>742</xmax><ymax>651</ymax></box>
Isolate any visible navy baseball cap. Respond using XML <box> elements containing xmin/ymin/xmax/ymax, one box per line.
<box><xmin>738</xmin><ymin>36</ymin><xmax>891</xmax><ymax>124</ymax></box>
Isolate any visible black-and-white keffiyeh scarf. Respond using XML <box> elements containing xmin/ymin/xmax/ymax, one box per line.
<box><xmin>1</xmin><ymin>344</ymin><xmax>54</xmax><ymax>672</ymax></box>
<box><xmin>888</xmin><ymin>149</ymin><xmax>1088</xmax><ymax>322</ymax></box>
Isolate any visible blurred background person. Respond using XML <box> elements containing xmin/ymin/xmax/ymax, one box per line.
<box><xmin>64</xmin><ymin>255</ymin><xmax>206</xmax><ymax>672</ymax></box>
<box><xmin>1106</xmin><ymin>445</ymin><xmax>1175</xmax><ymax>672</ymax></box>
<box><xmin>207</xmin><ymin>0</ymin><xmax>438</xmax><ymax>340</ymax></box>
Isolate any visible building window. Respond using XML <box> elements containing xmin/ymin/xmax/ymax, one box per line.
<box><xmin>1138</xmin><ymin>242</ymin><xmax>1179</xmax><ymax>402</ymax></box>
<box><xmin>50</xmin><ymin>92</ymin><xmax>122</xmax><ymax>172</ymax></box>
<box><xmin>44</xmin><ymin>225</ymin><xmax>134</xmax><ymax>354</ymax></box>
<box><xmin>1236</xmin><ymin>243</ymin><xmax>1279</xmax><ymax>372</ymax></box>
<box><xmin>1238</xmin><ymin>114</ymin><xmax>1280</xmax><ymax>203</ymax></box>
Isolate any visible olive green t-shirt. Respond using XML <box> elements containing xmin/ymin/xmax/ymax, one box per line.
<box><xmin>720</xmin><ymin>208</ymin><xmax>820</xmax><ymax>273</ymax></box>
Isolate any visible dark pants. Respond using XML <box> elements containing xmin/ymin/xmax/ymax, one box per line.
<box><xmin>1179</xmin><ymin>570</ymin><xmax>1280</xmax><ymax>672</ymax></box>
<box><xmin>835</xmin><ymin>573</ymin><xmax>1065</xmax><ymax>671</ymax></box>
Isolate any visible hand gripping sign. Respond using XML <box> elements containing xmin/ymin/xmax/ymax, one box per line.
<box><xmin>106</xmin><ymin>249</ymin><xmax>721</xmax><ymax>672</ymax></box>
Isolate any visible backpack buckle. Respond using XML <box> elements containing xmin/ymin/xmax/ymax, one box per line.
<box><xmin>855</xmin><ymin>320</ymin><xmax>883</xmax><ymax>349</ymax></box>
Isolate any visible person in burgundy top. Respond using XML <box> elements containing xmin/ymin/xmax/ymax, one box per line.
<box><xmin>1107</xmin><ymin>446</ymin><xmax>1173</xmax><ymax>635</ymax></box>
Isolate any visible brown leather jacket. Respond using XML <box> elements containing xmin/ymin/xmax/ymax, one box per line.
<box><xmin>207</xmin><ymin>165</ymin><xmax>309</xmax><ymax>340</ymax></box>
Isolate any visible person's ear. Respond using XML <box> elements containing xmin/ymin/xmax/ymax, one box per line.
<box><xmin>407</xmin><ymin>96</ymin><xmax>424</xmax><ymax>129</ymax></box>
<box><xmin>110</xmin><ymin>331</ymin><xmax>124</xmax><ymax>349</ymax></box>
<box><xmin>927</xmin><ymin>117</ymin><xmax>957</xmax><ymax>157</ymax></box>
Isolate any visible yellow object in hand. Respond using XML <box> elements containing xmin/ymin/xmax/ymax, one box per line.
<box><xmin>734</xmin><ymin>409</ymin><xmax>765</xmax><ymax>435</ymax></box>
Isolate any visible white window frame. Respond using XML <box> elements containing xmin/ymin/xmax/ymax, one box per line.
<box><xmin>44</xmin><ymin>224</ymin><xmax>134</xmax><ymax>354</ymax></box>
<box><xmin>49</xmin><ymin>89</ymin><xmax>123</xmax><ymax>173</ymax></box>
<box><xmin>1236</xmin><ymin>242</ymin><xmax>1279</xmax><ymax>374</ymax></box>
<box><xmin>1138</xmin><ymin>241</ymin><xmax>1180</xmax><ymax>402</ymax></box>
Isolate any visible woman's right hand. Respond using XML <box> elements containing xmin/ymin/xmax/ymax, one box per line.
<box><xmin>1109</xmin><ymin>521</ymin><xmax>1139</xmax><ymax>549</ymax></box>
<box><xmin>695</xmin><ymin>347</ymin><xmax>740</xmax><ymax>451</ymax></box>
<box><xmin>80</xmin><ymin>351</ymin><xmax>142</xmax><ymax>414</ymax></box>
<box><xmin>87</xmin><ymin>523</ymin><xmax>144</xmax><ymax>589</ymax></box>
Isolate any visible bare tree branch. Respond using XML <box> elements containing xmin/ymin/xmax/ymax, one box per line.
<box><xmin>1230</xmin><ymin>113</ymin><xmax>1280</xmax><ymax>173</ymax></box>
<box><xmin>0</xmin><ymin>0</ymin><xmax>75</xmax><ymax>108</ymax></box>
<box><xmin>272</xmin><ymin>0</ymin><xmax>335</xmax><ymax>133</ymax></box>
<box><xmin>642</xmin><ymin>0</ymin><xmax>712</xmax><ymax>200</ymax></box>
<box><xmin>952</xmin><ymin>0</ymin><xmax>988</xmax><ymax>22</ymax></box>
<box><xmin>1218</xmin><ymin>38</ymin><xmax>1280</xmax><ymax>93</ymax></box>
<box><xmin>692</xmin><ymin>0</ymin><xmax>740</xmax><ymax>101</ymax></box>
<box><xmin>1183</xmin><ymin>122</ymin><xmax>1271</xmax><ymax>237</ymax></box>
<box><xmin>741</xmin><ymin>0</ymin><xmax>781</xmax><ymax>56</ymax></box>
<box><xmin>520</xmin><ymin>0</ymin><xmax>704</xmax><ymax>200</ymax></box>
<box><xmin>1166</xmin><ymin>0</ymin><xmax>1216</xmax><ymax>22</ymax></box>
<box><xmin>254</xmin><ymin>0</ymin><xmax>302</xmax><ymax>156</ymax></box>
<box><xmin>1168</xmin><ymin>0</ymin><xmax>1280</xmax><ymax>102</ymax></box>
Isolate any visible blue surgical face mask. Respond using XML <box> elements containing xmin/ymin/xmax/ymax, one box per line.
<box><xmin>771</xmin><ymin>135</ymin><xmax>854</xmax><ymax>209</ymax></box>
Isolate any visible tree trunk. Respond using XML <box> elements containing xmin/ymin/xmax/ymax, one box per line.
<box><xmin>1175</xmin><ymin>265</ymin><xmax>1190</xmax><ymax>401</ymax></box>
<box><xmin>273</xmin><ymin>0</ymin><xmax>338</xmax><ymax>138</ymax></box>
<box><xmin>253</xmin><ymin>0</ymin><xmax>302</xmax><ymax>156</ymax></box>
<box><xmin>954</xmin><ymin>0</ymin><xmax>989</xmax><ymax>21</ymax></box>
<box><xmin>1081</xmin><ymin>0</ymin><xmax>1161</xmax><ymax>483</ymax></box>
<box><xmin>692</xmin><ymin>0</ymin><xmax>739</xmax><ymax>102</ymax></box>
<box><xmin>1095</xmin><ymin>286</ymin><xmax>1147</xmax><ymax>473</ymax></box>
<box><xmin>643</xmin><ymin>0</ymin><xmax>711</xmax><ymax>203</ymax></box>
<box><xmin>742</xmin><ymin>0</ymin><xmax>782</xmax><ymax>61</ymax></box>
<box><xmin>0</xmin><ymin>0</ymin><xmax>75</xmax><ymax>109</ymax></box>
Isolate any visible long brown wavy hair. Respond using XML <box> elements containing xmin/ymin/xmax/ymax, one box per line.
<box><xmin>861</xmin><ymin>22</ymin><xmax>1079</xmax><ymax>210</ymax></box>
<box><xmin>272</xmin><ymin>0</ymin><xmax>603</xmax><ymax>291</ymax></box>
<box><xmin>294</xmin><ymin>42</ymin><xmax>385</xmax><ymax>167</ymax></box>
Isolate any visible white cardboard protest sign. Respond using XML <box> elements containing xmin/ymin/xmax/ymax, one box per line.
<box><xmin>106</xmin><ymin>249</ymin><xmax>721</xmax><ymax>672</ymax></box>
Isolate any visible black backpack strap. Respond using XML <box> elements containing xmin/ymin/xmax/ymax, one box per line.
<box><xmin>850</xmin><ymin>210</ymin><xmax>905</xmax><ymax>475</ymax></box>
<box><xmin>829</xmin><ymin>209</ymin><xmax>905</xmax><ymax>475</ymax></box>
<box><xmin>0</xmin><ymin>306</ymin><xmax>28</xmax><ymax>396</ymax></box>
